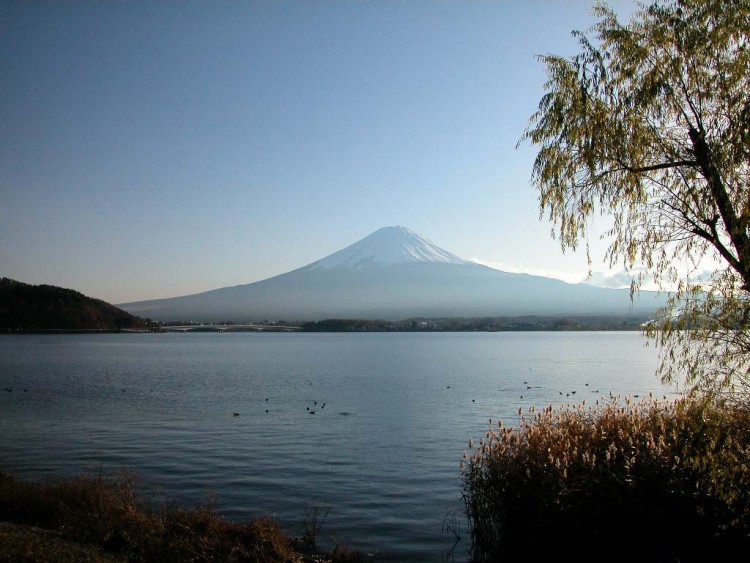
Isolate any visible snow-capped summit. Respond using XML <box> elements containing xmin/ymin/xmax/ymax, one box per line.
<box><xmin>302</xmin><ymin>226</ymin><xmax>472</xmax><ymax>271</ymax></box>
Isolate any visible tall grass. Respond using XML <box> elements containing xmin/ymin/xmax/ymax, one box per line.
<box><xmin>0</xmin><ymin>470</ymin><xmax>365</xmax><ymax>562</ymax></box>
<box><xmin>461</xmin><ymin>395</ymin><xmax>750</xmax><ymax>562</ymax></box>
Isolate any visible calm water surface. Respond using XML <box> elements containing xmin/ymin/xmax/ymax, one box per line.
<box><xmin>0</xmin><ymin>332</ymin><xmax>678</xmax><ymax>561</ymax></box>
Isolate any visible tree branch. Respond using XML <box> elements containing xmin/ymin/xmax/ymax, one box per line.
<box><xmin>615</xmin><ymin>159</ymin><xmax>698</xmax><ymax>174</ymax></box>
<box><xmin>689</xmin><ymin>126</ymin><xmax>750</xmax><ymax>288</ymax></box>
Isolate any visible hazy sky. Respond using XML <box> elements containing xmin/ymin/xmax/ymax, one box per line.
<box><xmin>1</xmin><ymin>0</ymin><xmax>641</xmax><ymax>304</ymax></box>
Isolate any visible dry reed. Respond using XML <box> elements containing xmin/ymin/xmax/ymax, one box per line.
<box><xmin>462</xmin><ymin>395</ymin><xmax>750</xmax><ymax>562</ymax></box>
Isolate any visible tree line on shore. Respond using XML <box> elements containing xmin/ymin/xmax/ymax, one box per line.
<box><xmin>0</xmin><ymin>278</ymin><xmax>148</xmax><ymax>332</ymax></box>
<box><xmin>299</xmin><ymin>315</ymin><xmax>649</xmax><ymax>332</ymax></box>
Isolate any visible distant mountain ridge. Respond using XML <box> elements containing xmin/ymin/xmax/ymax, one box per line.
<box><xmin>119</xmin><ymin>226</ymin><xmax>667</xmax><ymax>323</ymax></box>
<box><xmin>0</xmin><ymin>277</ymin><xmax>147</xmax><ymax>331</ymax></box>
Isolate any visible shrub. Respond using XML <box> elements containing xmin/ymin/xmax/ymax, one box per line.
<box><xmin>461</xmin><ymin>395</ymin><xmax>750</xmax><ymax>562</ymax></box>
<box><xmin>0</xmin><ymin>470</ymin><xmax>297</xmax><ymax>562</ymax></box>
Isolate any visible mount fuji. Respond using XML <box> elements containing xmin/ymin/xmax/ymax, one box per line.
<box><xmin>119</xmin><ymin>226</ymin><xmax>665</xmax><ymax>322</ymax></box>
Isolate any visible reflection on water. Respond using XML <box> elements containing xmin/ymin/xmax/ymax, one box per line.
<box><xmin>0</xmin><ymin>332</ymin><xmax>676</xmax><ymax>561</ymax></box>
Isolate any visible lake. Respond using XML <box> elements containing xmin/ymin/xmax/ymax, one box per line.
<box><xmin>0</xmin><ymin>331</ymin><xmax>679</xmax><ymax>561</ymax></box>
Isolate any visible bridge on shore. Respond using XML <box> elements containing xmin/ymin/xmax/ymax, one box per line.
<box><xmin>156</xmin><ymin>324</ymin><xmax>301</xmax><ymax>333</ymax></box>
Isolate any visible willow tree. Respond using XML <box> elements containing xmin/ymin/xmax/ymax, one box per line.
<box><xmin>521</xmin><ymin>0</ymin><xmax>750</xmax><ymax>403</ymax></box>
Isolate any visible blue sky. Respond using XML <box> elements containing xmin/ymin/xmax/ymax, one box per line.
<box><xmin>1</xmin><ymin>1</ymin><xmax>640</xmax><ymax>303</ymax></box>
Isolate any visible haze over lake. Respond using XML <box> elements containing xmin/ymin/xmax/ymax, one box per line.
<box><xmin>0</xmin><ymin>332</ymin><xmax>679</xmax><ymax>561</ymax></box>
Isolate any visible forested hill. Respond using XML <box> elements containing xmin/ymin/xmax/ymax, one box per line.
<box><xmin>0</xmin><ymin>278</ymin><xmax>148</xmax><ymax>331</ymax></box>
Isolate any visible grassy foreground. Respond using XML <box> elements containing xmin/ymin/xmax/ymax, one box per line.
<box><xmin>462</xmin><ymin>395</ymin><xmax>750</xmax><ymax>562</ymax></box>
<box><xmin>0</xmin><ymin>471</ymin><xmax>367</xmax><ymax>562</ymax></box>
